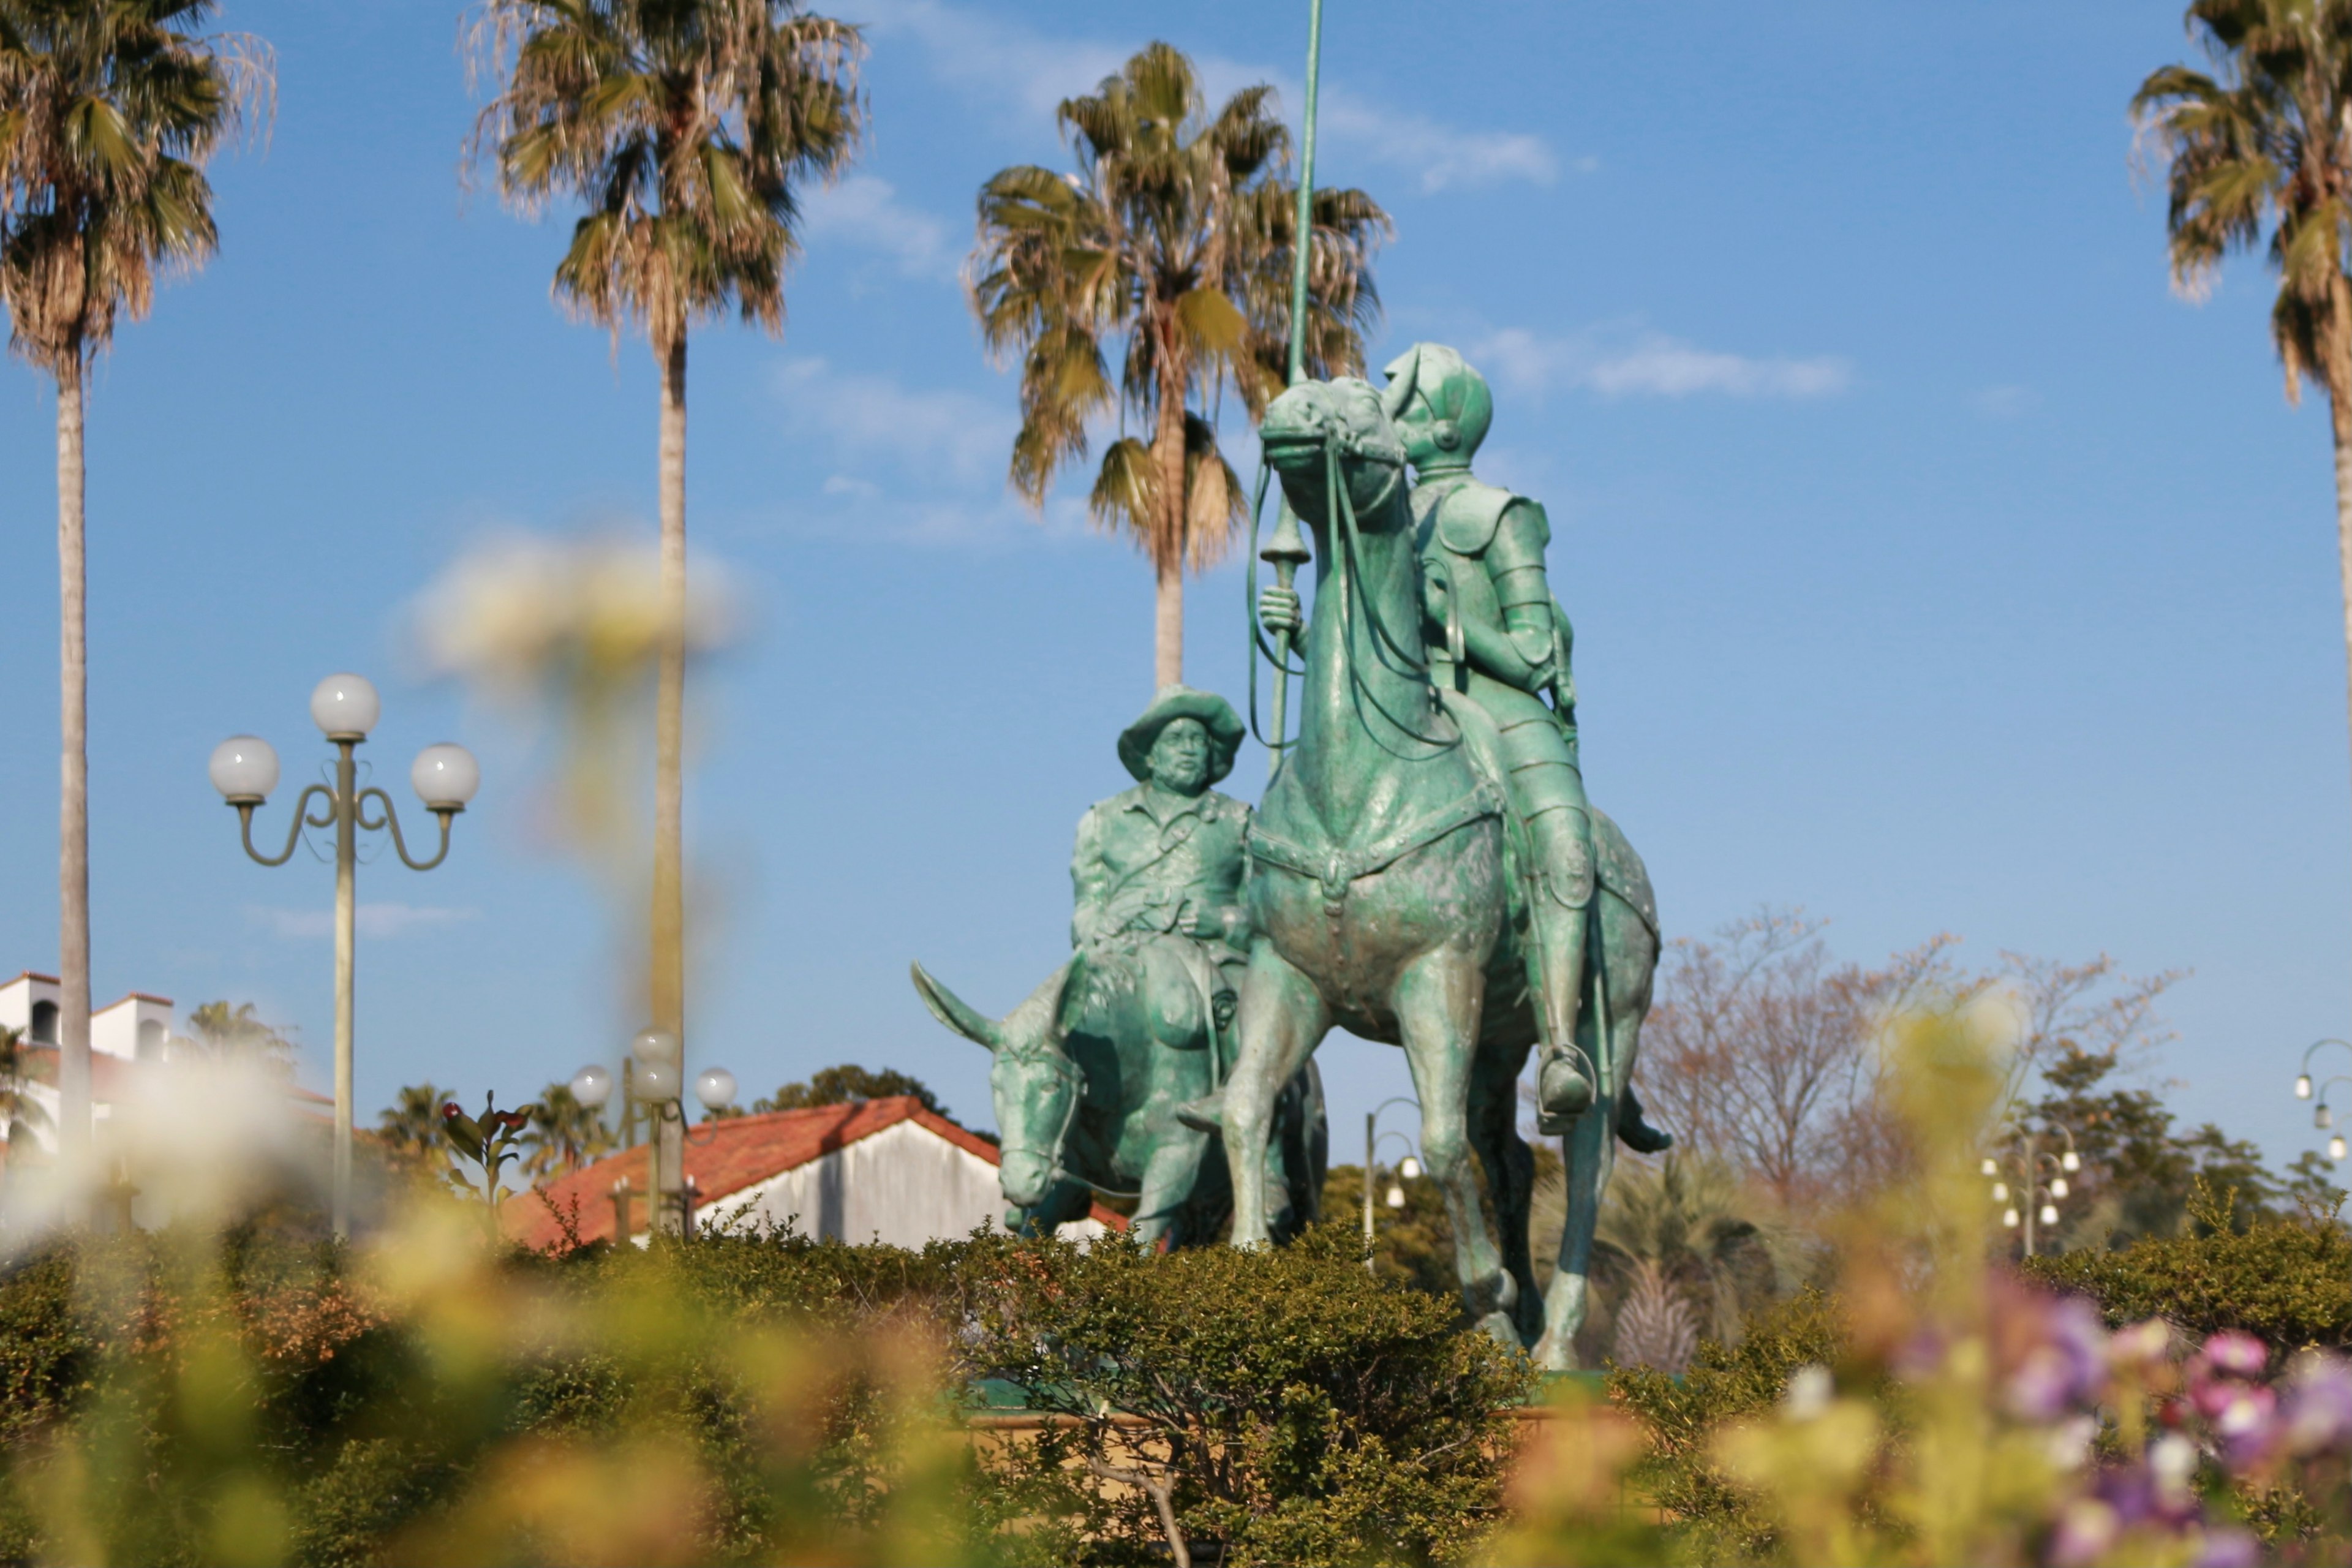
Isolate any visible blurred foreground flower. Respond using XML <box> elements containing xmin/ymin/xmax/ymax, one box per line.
<box><xmin>1499</xmin><ymin>1002</ymin><xmax>2352</xmax><ymax>1567</ymax></box>
<box><xmin>412</xmin><ymin>532</ymin><xmax>741</xmax><ymax>695</ymax></box>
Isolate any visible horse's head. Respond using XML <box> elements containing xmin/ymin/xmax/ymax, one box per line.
<box><xmin>988</xmin><ymin>1035</ymin><xmax>1080</xmax><ymax>1208</ymax></box>
<box><xmin>1261</xmin><ymin>377</ymin><xmax>1409</xmax><ymax>532</ymax></box>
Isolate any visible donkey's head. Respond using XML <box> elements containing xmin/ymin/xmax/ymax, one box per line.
<box><xmin>910</xmin><ymin>960</ymin><xmax>1077</xmax><ymax>1211</ymax></box>
<box><xmin>1260</xmin><ymin>377</ymin><xmax>1409</xmax><ymax>532</ymax></box>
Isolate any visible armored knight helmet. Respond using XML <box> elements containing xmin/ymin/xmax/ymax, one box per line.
<box><xmin>1380</xmin><ymin>342</ymin><xmax>1494</xmax><ymax>462</ymax></box>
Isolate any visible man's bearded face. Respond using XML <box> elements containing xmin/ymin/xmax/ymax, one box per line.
<box><xmin>1147</xmin><ymin>718</ymin><xmax>1211</xmax><ymax>796</ymax></box>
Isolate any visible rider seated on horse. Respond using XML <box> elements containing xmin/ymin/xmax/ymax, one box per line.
<box><xmin>1261</xmin><ymin>344</ymin><xmax>1669</xmax><ymax>1150</ymax></box>
<box><xmin>1069</xmin><ymin>685</ymin><xmax>1253</xmax><ymax>1049</ymax></box>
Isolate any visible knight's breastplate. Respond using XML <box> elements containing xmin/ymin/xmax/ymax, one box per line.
<box><xmin>1411</xmin><ymin>478</ymin><xmax>1507</xmax><ymax>660</ymax></box>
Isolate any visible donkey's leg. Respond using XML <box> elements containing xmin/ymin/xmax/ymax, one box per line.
<box><xmin>1224</xmin><ymin>945</ymin><xmax>1330</xmax><ymax>1249</ymax></box>
<box><xmin>1470</xmin><ymin>1038</ymin><xmax>1540</xmax><ymax>1346</ymax></box>
<box><xmin>1535</xmin><ymin>1085</ymin><xmax>1618</xmax><ymax>1370</ymax></box>
<box><xmin>1394</xmin><ymin>949</ymin><xmax>1517</xmax><ymax>1346</ymax></box>
<box><xmin>1131</xmin><ymin>1130</ymin><xmax>1214</xmax><ymax>1251</ymax></box>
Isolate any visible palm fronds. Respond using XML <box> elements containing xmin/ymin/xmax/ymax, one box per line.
<box><xmin>469</xmin><ymin>0</ymin><xmax>865</xmax><ymax>353</ymax></box>
<box><xmin>967</xmin><ymin>40</ymin><xmax>1389</xmax><ymax>679</ymax></box>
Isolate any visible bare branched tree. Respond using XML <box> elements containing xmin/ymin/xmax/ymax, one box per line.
<box><xmin>1635</xmin><ymin>911</ymin><xmax>2182</xmax><ymax>1213</ymax></box>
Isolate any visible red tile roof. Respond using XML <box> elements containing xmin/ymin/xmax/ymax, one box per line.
<box><xmin>505</xmin><ymin>1095</ymin><xmax>1123</xmax><ymax>1251</ymax></box>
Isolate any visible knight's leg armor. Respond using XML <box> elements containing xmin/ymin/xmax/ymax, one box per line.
<box><xmin>1493</xmin><ymin>707</ymin><xmax>1598</xmax><ymax>1134</ymax></box>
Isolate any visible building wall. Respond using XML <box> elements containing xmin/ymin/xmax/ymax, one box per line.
<box><xmin>699</xmin><ymin>1120</ymin><xmax>1104</xmax><ymax>1247</ymax></box>
<box><xmin>0</xmin><ymin>976</ymin><xmax>172</xmax><ymax>1061</ymax></box>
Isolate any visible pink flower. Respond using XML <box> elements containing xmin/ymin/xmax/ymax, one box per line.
<box><xmin>2201</xmin><ymin>1330</ymin><xmax>2267</xmax><ymax>1380</ymax></box>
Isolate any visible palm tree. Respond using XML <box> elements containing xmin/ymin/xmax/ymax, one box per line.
<box><xmin>969</xmin><ymin>42</ymin><xmax>1389</xmax><ymax>688</ymax></box>
<box><xmin>1532</xmin><ymin>1153</ymin><xmax>1785</xmax><ymax>1358</ymax></box>
<box><xmin>184</xmin><ymin>998</ymin><xmax>298</xmax><ymax>1078</ymax></box>
<box><xmin>472</xmin><ymin>0</ymin><xmax>862</xmax><ymax>1080</ymax></box>
<box><xmin>0</xmin><ymin>1024</ymin><xmax>47</xmax><ymax>1157</ymax></box>
<box><xmin>0</xmin><ymin>0</ymin><xmax>266</xmax><ymax>1176</ymax></box>
<box><xmin>376</xmin><ymin>1081</ymin><xmax>453</xmax><ymax>1182</ymax></box>
<box><xmin>2137</xmin><ymin>2</ymin><xmax>2352</xmax><ymax>851</ymax></box>
<box><xmin>522</xmin><ymin>1080</ymin><xmax>615</xmax><ymax>1178</ymax></box>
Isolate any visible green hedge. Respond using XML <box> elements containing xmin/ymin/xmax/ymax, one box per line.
<box><xmin>0</xmin><ymin>1218</ymin><xmax>1523</xmax><ymax>1567</ymax></box>
<box><xmin>2020</xmin><ymin>1183</ymin><xmax>2352</xmax><ymax>1351</ymax></box>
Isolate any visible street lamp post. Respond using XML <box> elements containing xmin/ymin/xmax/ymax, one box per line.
<box><xmin>570</xmin><ymin>1031</ymin><xmax>736</xmax><ymax>1238</ymax></box>
<box><xmin>211</xmin><ymin>674</ymin><xmax>479</xmax><ymax>1238</ymax></box>
<box><xmin>2306</xmin><ymin>1075</ymin><xmax>2352</xmax><ymax>1164</ymax></box>
<box><xmin>1981</xmin><ymin>1121</ymin><xmax>2082</xmax><ymax>1259</ymax></box>
<box><xmin>1363</xmin><ymin>1097</ymin><xmax>1422</xmax><ymax>1272</ymax></box>
<box><xmin>2294</xmin><ymin>1039</ymin><xmax>2352</xmax><ymax>1103</ymax></box>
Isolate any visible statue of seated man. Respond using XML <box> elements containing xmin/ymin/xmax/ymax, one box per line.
<box><xmin>1070</xmin><ymin>685</ymin><xmax>1253</xmax><ymax>1020</ymax></box>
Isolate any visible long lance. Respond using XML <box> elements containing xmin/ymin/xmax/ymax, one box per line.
<box><xmin>1262</xmin><ymin>0</ymin><xmax>1323</xmax><ymax>778</ymax></box>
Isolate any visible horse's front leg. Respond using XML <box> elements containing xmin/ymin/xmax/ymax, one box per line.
<box><xmin>1535</xmin><ymin>1093</ymin><xmax>1616</xmax><ymax>1370</ymax></box>
<box><xmin>1393</xmin><ymin>948</ymin><xmax>1517</xmax><ymax>1348</ymax></box>
<box><xmin>1224</xmin><ymin>944</ymin><xmax>1330</xmax><ymax>1248</ymax></box>
<box><xmin>1470</xmin><ymin>1036</ymin><xmax>1539</xmax><ymax>1346</ymax></box>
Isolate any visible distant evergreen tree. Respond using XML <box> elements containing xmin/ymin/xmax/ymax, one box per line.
<box><xmin>2028</xmin><ymin>1043</ymin><xmax>2282</xmax><ymax>1246</ymax></box>
<box><xmin>753</xmin><ymin>1064</ymin><xmax>954</xmax><ymax>1123</ymax></box>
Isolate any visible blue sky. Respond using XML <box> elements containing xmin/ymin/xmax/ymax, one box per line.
<box><xmin>0</xmin><ymin>0</ymin><xmax>2343</xmax><ymax>1175</ymax></box>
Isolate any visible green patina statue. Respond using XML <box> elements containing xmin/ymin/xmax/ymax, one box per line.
<box><xmin>1259</xmin><ymin>344</ymin><xmax>1671</xmax><ymax>1151</ymax></box>
<box><xmin>912</xmin><ymin>688</ymin><xmax>1325</xmax><ymax>1248</ymax></box>
<box><xmin>1225</xmin><ymin>361</ymin><xmax>1667</xmax><ymax>1369</ymax></box>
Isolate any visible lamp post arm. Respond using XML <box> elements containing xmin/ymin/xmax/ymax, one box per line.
<box><xmin>236</xmin><ymin>783</ymin><xmax>336</xmax><ymax>868</ymax></box>
<box><xmin>356</xmin><ymin>788</ymin><xmax>456</xmax><ymax>871</ymax></box>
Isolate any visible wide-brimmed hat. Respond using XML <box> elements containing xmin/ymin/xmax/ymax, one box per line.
<box><xmin>1118</xmin><ymin>685</ymin><xmax>1245</xmax><ymax>785</ymax></box>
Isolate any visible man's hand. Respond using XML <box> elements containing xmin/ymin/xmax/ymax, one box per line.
<box><xmin>1260</xmin><ymin>585</ymin><xmax>1303</xmax><ymax>644</ymax></box>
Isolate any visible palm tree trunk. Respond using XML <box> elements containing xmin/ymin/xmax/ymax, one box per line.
<box><xmin>55</xmin><ymin>352</ymin><xmax>90</xmax><ymax>1177</ymax></box>
<box><xmin>652</xmin><ymin>328</ymin><xmax>687</xmax><ymax>1234</ymax></box>
<box><xmin>1152</xmin><ymin>344</ymin><xmax>1186</xmax><ymax>690</ymax></box>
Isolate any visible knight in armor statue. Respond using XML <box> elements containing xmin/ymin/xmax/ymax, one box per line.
<box><xmin>1261</xmin><ymin>344</ymin><xmax>1668</xmax><ymax>1148</ymax></box>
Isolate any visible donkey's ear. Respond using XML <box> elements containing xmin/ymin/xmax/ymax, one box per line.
<box><xmin>910</xmin><ymin>962</ymin><xmax>1001</xmax><ymax>1051</ymax></box>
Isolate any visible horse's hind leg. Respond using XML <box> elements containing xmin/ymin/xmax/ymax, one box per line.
<box><xmin>1225</xmin><ymin>946</ymin><xmax>1330</xmax><ymax>1248</ymax></box>
<box><xmin>1469</xmin><ymin>1039</ymin><xmax>1539</xmax><ymax>1346</ymax></box>
<box><xmin>1394</xmin><ymin>950</ymin><xmax>1517</xmax><ymax>1346</ymax></box>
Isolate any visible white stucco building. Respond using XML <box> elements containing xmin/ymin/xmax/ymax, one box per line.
<box><xmin>510</xmin><ymin>1095</ymin><xmax>1119</xmax><ymax>1250</ymax></box>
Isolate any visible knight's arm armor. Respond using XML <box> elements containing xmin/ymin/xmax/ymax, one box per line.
<box><xmin>1432</xmin><ymin>496</ymin><xmax>1567</xmax><ymax>699</ymax></box>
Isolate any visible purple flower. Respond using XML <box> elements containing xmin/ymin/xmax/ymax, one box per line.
<box><xmin>2193</xmin><ymin>1526</ymin><xmax>2260</xmax><ymax>1568</ymax></box>
<box><xmin>2003</xmin><ymin>1295</ymin><xmax>2109</xmax><ymax>1421</ymax></box>
<box><xmin>2201</xmin><ymin>1330</ymin><xmax>2267</xmax><ymax>1379</ymax></box>
<box><xmin>2277</xmin><ymin>1351</ymin><xmax>2352</xmax><ymax>1457</ymax></box>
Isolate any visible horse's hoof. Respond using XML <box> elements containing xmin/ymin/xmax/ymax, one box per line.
<box><xmin>1478</xmin><ymin>1311</ymin><xmax>1520</xmax><ymax>1350</ymax></box>
<box><xmin>1530</xmin><ymin>1333</ymin><xmax>1579</xmax><ymax>1373</ymax></box>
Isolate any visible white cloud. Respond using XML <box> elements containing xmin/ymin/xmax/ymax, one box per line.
<box><xmin>853</xmin><ymin>0</ymin><xmax>1123</xmax><ymax>119</ymax></box>
<box><xmin>774</xmin><ymin>357</ymin><xmax>1017</xmax><ymax>484</ymax></box>
<box><xmin>853</xmin><ymin>0</ymin><xmax>1552</xmax><ymax>194</ymax></box>
<box><xmin>1319</xmin><ymin>94</ymin><xmax>1555</xmax><ymax>193</ymax></box>
<box><xmin>254</xmin><ymin>904</ymin><xmax>481</xmax><ymax>941</ymax></box>
<box><xmin>802</xmin><ymin>175</ymin><xmax>956</xmax><ymax>281</ymax></box>
<box><xmin>1470</xmin><ymin>326</ymin><xmax>1853</xmax><ymax>401</ymax></box>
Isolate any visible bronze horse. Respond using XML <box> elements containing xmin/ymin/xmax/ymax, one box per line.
<box><xmin>1221</xmin><ymin>377</ymin><xmax>1660</xmax><ymax>1365</ymax></box>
